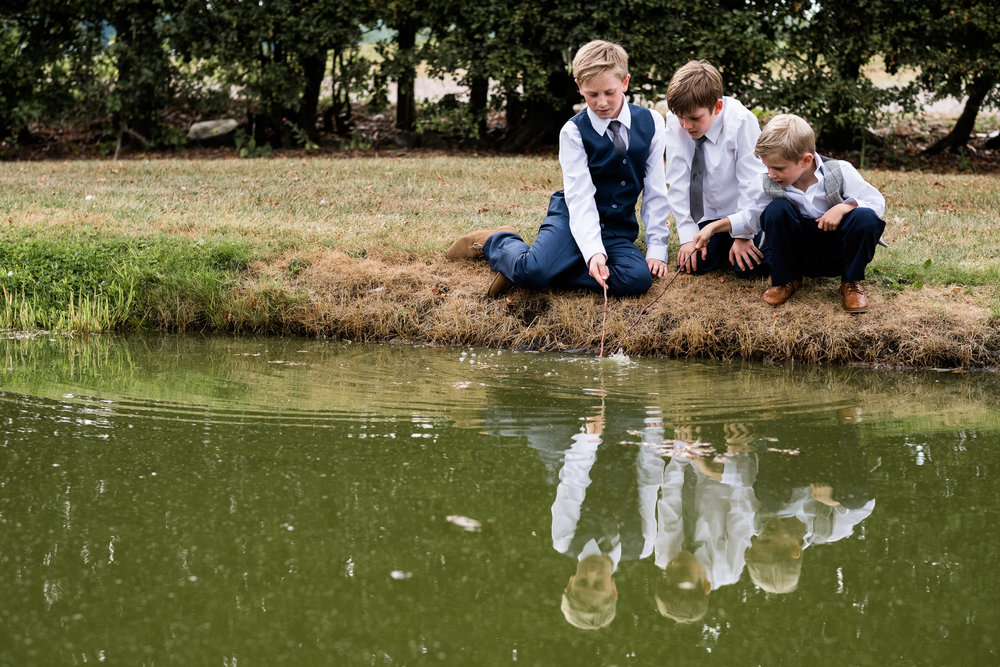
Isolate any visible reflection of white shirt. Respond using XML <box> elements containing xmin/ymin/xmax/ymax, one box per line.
<box><xmin>550</xmin><ymin>431</ymin><xmax>662</xmax><ymax>569</ymax></box>
<box><xmin>655</xmin><ymin>453</ymin><xmax>758</xmax><ymax>590</ymax></box>
<box><xmin>560</xmin><ymin>104</ymin><xmax>672</xmax><ymax>264</ymax></box>
<box><xmin>763</xmin><ymin>487</ymin><xmax>875</xmax><ymax>548</ymax></box>
<box><xmin>551</xmin><ymin>432</ymin><xmax>601</xmax><ymax>556</ymax></box>
<box><xmin>664</xmin><ymin>96</ymin><xmax>766</xmax><ymax>243</ymax></box>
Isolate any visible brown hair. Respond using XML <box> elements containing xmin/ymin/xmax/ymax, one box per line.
<box><xmin>666</xmin><ymin>60</ymin><xmax>723</xmax><ymax>115</ymax></box>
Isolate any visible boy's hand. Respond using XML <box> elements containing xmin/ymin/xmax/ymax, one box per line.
<box><xmin>692</xmin><ymin>227</ymin><xmax>713</xmax><ymax>251</ymax></box>
<box><xmin>729</xmin><ymin>238</ymin><xmax>763</xmax><ymax>271</ymax></box>
<box><xmin>816</xmin><ymin>202</ymin><xmax>855</xmax><ymax>231</ymax></box>
<box><xmin>677</xmin><ymin>241</ymin><xmax>700</xmax><ymax>273</ymax></box>
<box><xmin>589</xmin><ymin>253</ymin><xmax>610</xmax><ymax>290</ymax></box>
<box><xmin>647</xmin><ymin>257</ymin><xmax>669</xmax><ymax>278</ymax></box>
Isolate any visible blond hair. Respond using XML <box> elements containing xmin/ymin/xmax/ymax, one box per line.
<box><xmin>755</xmin><ymin>113</ymin><xmax>816</xmax><ymax>162</ymax></box>
<box><xmin>561</xmin><ymin>587</ymin><xmax>617</xmax><ymax>630</ymax></box>
<box><xmin>745</xmin><ymin>531</ymin><xmax>803</xmax><ymax>594</ymax></box>
<box><xmin>655</xmin><ymin>576</ymin><xmax>709</xmax><ymax>624</ymax></box>
<box><xmin>666</xmin><ymin>60</ymin><xmax>723</xmax><ymax>114</ymax></box>
<box><xmin>572</xmin><ymin>40</ymin><xmax>629</xmax><ymax>83</ymax></box>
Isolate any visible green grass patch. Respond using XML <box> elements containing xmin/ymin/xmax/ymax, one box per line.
<box><xmin>0</xmin><ymin>234</ymin><xmax>285</xmax><ymax>331</ymax></box>
<box><xmin>1</xmin><ymin>158</ymin><xmax>997</xmax><ymax>349</ymax></box>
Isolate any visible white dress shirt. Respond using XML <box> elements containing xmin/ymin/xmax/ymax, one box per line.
<box><xmin>664</xmin><ymin>96</ymin><xmax>766</xmax><ymax>243</ymax></box>
<box><xmin>559</xmin><ymin>104</ymin><xmax>672</xmax><ymax>265</ymax></box>
<box><xmin>734</xmin><ymin>154</ymin><xmax>887</xmax><ymax>238</ymax></box>
<box><xmin>550</xmin><ymin>430</ymin><xmax>661</xmax><ymax>566</ymax></box>
<box><xmin>654</xmin><ymin>454</ymin><xmax>758</xmax><ymax>589</ymax></box>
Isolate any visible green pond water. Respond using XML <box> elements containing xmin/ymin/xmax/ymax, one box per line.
<box><xmin>1</xmin><ymin>334</ymin><xmax>998</xmax><ymax>666</ymax></box>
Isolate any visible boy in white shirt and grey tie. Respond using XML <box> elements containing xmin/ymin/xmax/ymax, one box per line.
<box><xmin>664</xmin><ymin>60</ymin><xmax>769</xmax><ymax>279</ymax></box>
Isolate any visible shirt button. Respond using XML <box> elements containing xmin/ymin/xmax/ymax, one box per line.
<box><xmin>620</xmin><ymin>180</ymin><xmax>627</xmax><ymax>186</ymax></box>
<box><xmin>611</xmin><ymin>204</ymin><xmax>618</xmax><ymax>209</ymax></box>
<box><xmin>621</xmin><ymin>159</ymin><xmax>627</xmax><ymax>165</ymax></box>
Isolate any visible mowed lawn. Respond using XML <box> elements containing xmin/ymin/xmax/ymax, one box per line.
<box><xmin>2</xmin><ymin>155</ymin><xmax>998</xmax><ymax>366</ymax></box>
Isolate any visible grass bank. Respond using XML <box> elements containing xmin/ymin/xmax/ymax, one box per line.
<box><xmin>1</xmin><ymin>156</ymin><xmax>998</xmax><ymax>368</ymax></box>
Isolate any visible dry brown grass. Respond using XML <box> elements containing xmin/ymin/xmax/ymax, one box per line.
<box><xmin>272</xmin><ymin>251</ymin><xmax>999</xmax><ymax>368</ymax></box>
<box><xmin>4</xmin><ymin>157</ymin><xmax>998</xmax><ymax>367</ymax></box>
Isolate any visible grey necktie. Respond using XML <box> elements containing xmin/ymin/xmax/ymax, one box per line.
<box><xmin>608</xmin><ymin>120</ymin><xmax>627</xmax><ymax>155</ymax></box>
<box><xmin>690</xmin><ymin>136</ymin><xmax>708</xmax><ymax>223</ymax></box>
<box><xmin>681</xmin><ymin>463</ymin><xmax>698</xmax><ymax>550</ymax></box>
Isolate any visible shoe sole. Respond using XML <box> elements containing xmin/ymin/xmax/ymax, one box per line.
<box><xmin>487</xmin><ymin>272</ymin><xmax>513</xmax><ymax>298</ymax></box>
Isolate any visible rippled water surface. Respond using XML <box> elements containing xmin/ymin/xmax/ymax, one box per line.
<box><xmin>2</xmin><ymin>334</ymin><xmax>998</xmax><ymax>665</ymax></box>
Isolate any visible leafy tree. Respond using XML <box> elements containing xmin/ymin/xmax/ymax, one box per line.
<box><xmin>97</xmin><ymin>0</ymin><xmax>181</xmax><ymax>148</ymax></box>
<box><xmin>171</xmin><ymin>0</ymin><xmax>367</xmax><ymax>145</ymax></box>
<box><xmin>424</xmin><ymin>0</ymin><xmax>782</xmax><ymax>150</ymax></box>
<box><xmin>369</xmin><ymin>0</ymin><xmax>443</xmax><ymax>132</ymax></box>
<box><xmin>762</xmin><ymin>0</ymin><xmax>901</xmax><ymax>151</ymax></box>
<box><xmin>0</xmin><ymin>1</ymin><xmax>102</xmax><ymax>145</ymax></box>
<box><xmin>884</xmin><ymin>1</ymin><xmax>1000</xmax><ymax>154</ymax></box>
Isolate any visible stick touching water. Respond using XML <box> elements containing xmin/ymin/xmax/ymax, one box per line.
<box><xmin>605</xmin><ymin>266</ymin><xmax>683</xmax><ymax>357</ymax></box>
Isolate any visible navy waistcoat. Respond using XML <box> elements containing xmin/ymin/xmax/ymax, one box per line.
<box><xmin>568</xmin><ymin>103</ymin><xmax>654</xmax><ymax>241</ymax></box>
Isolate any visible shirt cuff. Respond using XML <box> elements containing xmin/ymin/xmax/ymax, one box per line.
<box><xmin>677</xmin><ymin>222</ymin><xmax>698</xmax><ymax>245</ymax></box>
<box><xmin>729</xmin><ymin>212</ymin><xmax>755</xmax><ymax>239</ymax></box>
<box><xmin>645</xmin><ymin>243</ymin><xmax>668</xmax><ymax>262</ymax></box>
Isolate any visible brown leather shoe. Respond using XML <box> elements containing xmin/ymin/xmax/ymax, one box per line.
<box><xmin>446</xmin><ymin>226</ymin><xmax>518</xmax><ymax>260</ymax></box>
<box><xmin>487</xmin><ymin>271</ymin><xmax>514</xmax><ymax>298</ymax></box>
<box><xmin>762</xmin><ymin>279</ymin><xmax>801</xmax><ymax>306</ymax></box>
<box><xmin>839</xmin><ymin>281</ymin><xmax>870</xmax><ymax>313</ymax></box>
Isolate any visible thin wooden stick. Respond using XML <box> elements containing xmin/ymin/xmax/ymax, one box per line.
<box><xmin>610</xmin><ymin>266</ymin><xmax>682</xmax><ymax>355</ymax></box>
<box><xmin>598</xmin><ymin>284</ymin><xmax>609</xmax><ymax>358</ymax></box>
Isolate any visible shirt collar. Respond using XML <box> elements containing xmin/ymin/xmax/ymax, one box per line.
<box><xmin>587</xmin><ymin>102</ymin><xmax>632</xmax><ymax>134</ymax></box>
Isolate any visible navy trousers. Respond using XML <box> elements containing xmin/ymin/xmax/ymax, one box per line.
<box><xmin>760</xmin><ymin>199</ymin><xmax>885</xmax><ymax>286</ymax></box>
<box><xmin>483</xmin><ymin>193</ymin><xmax>652</xmax><ymax>297</ymax></box>
<box><xmin>687</xmin><ymin>218</ymin><xmax>770</xmax><ymax>279</ymax></box>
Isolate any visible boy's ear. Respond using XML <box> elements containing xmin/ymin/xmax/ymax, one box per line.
<box><xmin>790</xmin><ymin>543</ymin><xmax>802</xmax><ymax>559</ymax></box>
<box><xmin>713</xmin><ymin>99</ymin><xmax>723</xmax><ymax>115</ymax></box>
<box><xmin>801</xmin><ymin>152</ymin><xmax>814</xmax><ymax>168</ymax></box>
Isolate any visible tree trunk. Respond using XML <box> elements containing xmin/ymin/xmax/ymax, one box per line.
<box><xmin>395</xmin><ymin>23</ymin><xmax>417</xmax><ymax>132</ymax></box>
<box><xmin>112</xmin><ymin>3</ymin><xmax>164</xmax><ymax>143</ymax></box>
<box><xmin>502</xmin><ymin>67</ymin><xmax>577</xmax><ymax>151</ymax></box>
<box><xmin>300</xmin><ymin>51</ymin><xmax>326</xmax><ymax>142</ymax></box>
<box><xmin>925</xmin><ymin>72</ymin><xmax>997</xmax><ymax>156</ymax></box>
<box><xmin>469</xmin><ymin>75</ymin><xmax>489</xmax><ymax>141</ymax></box>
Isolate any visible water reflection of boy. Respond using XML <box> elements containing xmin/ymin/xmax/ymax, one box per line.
<box><xmin>552</xmin><ymin>413</ymin><xmax>662</xmax><ymax>630</ymax></box>
<box><xmin>652</xmin><ymin>430</ymin><xmax>758</xmax><ymax>623</ymax></box>
<box><xmin>747</xmin><ymin>419</ymin><xmax>876</xmax><ymax>593</ymax></box>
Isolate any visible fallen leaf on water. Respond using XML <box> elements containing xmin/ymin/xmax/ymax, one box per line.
<box><xmin>446</xmin><ymin>515</ymin><xmax>482</xmax><ymax>532</ymax></box>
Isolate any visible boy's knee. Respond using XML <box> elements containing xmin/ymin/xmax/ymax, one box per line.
<box><xmin>763</xmin><ymin>199</ymin><xmax>796</xmax><ymax>218</ymax></box>
<box><xmin>846</xmin><ymin>208</ymin><xmax>885</xmax><ymax>235</ymax></box>
<box><xmin>610</xmin><ymin>269</ymin><xmax>652</xmax><ymax>296</ymax></box>
<box><xmin>761</xmin><ymin>200</ymin><xmax>797</xmax><ymax>231</ymax></box>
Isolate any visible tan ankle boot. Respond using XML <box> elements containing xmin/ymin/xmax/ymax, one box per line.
<box><xmin>446</xmin><ymin>226</ymin><xmax>519</xmax><ymax>260</ymax></box>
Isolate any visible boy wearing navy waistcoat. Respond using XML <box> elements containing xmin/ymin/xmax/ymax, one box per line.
<box><xmin>754</xmin><ymin>114</ymin><xmax>886</xmax><ymax>313</ymax></box>
<box><xmin>446</xmin><ymin>40</ymin><xmax>671</xmax><ymax>298</ymax></box>
<box><xmin>664</xmin><ymin>60</ymin><xmax>769</xmax><ymax>278</ymax></box>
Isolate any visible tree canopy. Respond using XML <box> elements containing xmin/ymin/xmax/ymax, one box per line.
<box><xmin>0</xmin><ymin>0</ymin><xmax>994</xmax><ymax>153</ymax></box>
